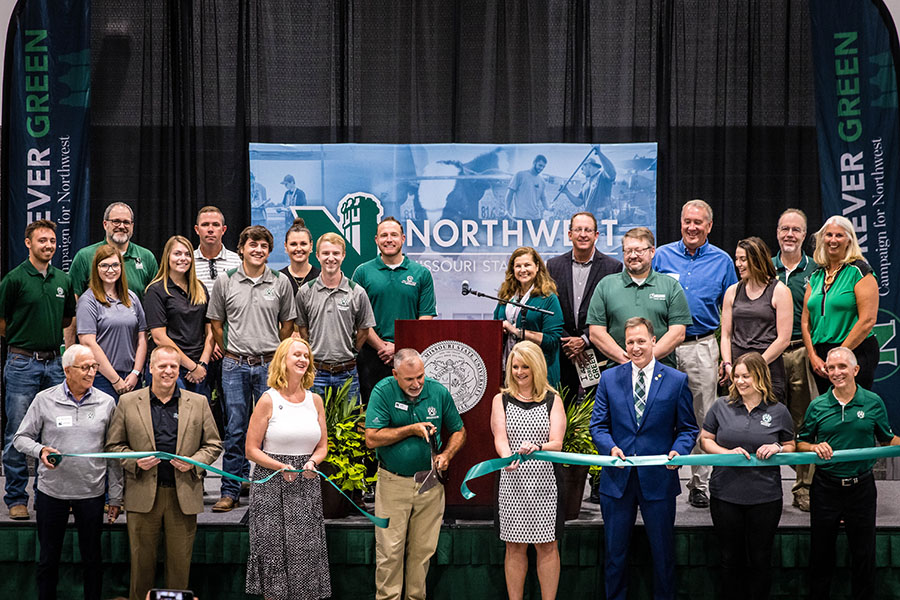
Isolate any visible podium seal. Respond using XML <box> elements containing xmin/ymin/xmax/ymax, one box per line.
<box><xmin>421</xmin><ymin>340</ymin><xmax>487</xmax><ymax>414</ymax></box>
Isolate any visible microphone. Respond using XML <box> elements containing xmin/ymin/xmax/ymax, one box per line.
<box><xmin>461</xmin><ymin>280</ymin><xmax>470</xmax><ymax>296</ymax></box>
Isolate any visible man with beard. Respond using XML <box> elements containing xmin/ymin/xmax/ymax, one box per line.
<box><xmin>67</xmin><ymin>202</ymin><xmax>158</xmax><ymax>299</ymax></box>
<box><xmin>207</xmin><ymin>225</ymin><xmax>296</xmax><ymax>512</ymax></box>
<box><xmin>0</xmin><ymin>220</ymin><xmax>77</xmax><ymax>519</ymax></box>
<box><xmin>296</xmin><ymin>232</ymin><xmax>376</xmax><ymax>404</ymax></box>
<box><xmin>506</xmin><ymin>154</ymin><xmax>549</xmax><ymax>219</ymax></box>
<box><xmin>546</xmin><ymin>212</ymin><xmax>622</xmax><ymax>400</ymax></box>
<box><xmin>587</xmin><ymin>227</ymin><xmax>692</xmax><ymax>369</ymax></box>
<box><xmin>352</xmin><ymin>217</ymin><xmax>436</xmax><ymax>404</ymax></box>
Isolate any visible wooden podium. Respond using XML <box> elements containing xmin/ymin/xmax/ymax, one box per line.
<box><xmin>395</xmin><ymin>319</ymin><xmax>502</xmax><ymax>519</ymax></box>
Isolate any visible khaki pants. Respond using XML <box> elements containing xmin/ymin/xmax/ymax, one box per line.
<box><xmin>783</xmin><ymin>344</ymin><xmax>819</xmax><ymax>494</ymax></box>
<box><xmin>126</xmin><ymin>486</ymin><xmax>198</xmax><ymax>600</ymax></box>
<box><xmin>374</xmin><ymin>467</ymin><xmax>445</xmax><ymax>600</ymax></box>
<box><xmin>676</xmin><ymin>335</ymin><xmax>718</xmax><ymax>494</ymax></box>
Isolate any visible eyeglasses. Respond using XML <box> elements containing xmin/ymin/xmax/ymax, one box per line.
<box><xmin>98</xmin><ymin>262</ymin><xmax>121</xmax><ymax>272</ymax></box>
<box><xmin>777</xmin><ymin>226</ymin><xmax>804</xmax><ymax>234</ymax></box>
<box><xmin>106</xmin><ymin>219</ymin><xmax>133</xmax><ymax>227</ymax></box>
<box><xmin>208</xmin><ymin>259</ymin><xmax>218</xmax><ymax>281</ymax></box>
<box><xmin>570</xmin><ymin>227</ymin><xmax>597</xmax><ymax>234</ymax></box>
<box><xmin>623</xmin><ymin>247</ymin><xmax>652</xmax><ymax>257</ymax></box>
<box><xmin>70</xmin><ymin>363</ymin><xmax>100</xmax><ymax>373</ymax></box>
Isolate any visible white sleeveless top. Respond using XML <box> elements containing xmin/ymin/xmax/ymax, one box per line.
<box><xmin>262</xmin><ymin>388</ymin><xmax>321</xmax><ymax>456</ymax></box>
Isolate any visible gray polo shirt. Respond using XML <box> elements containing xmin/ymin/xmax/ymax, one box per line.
<box><xmin>13</xmin><ymin>382</ymin><xmax>123</xmax><ymax>504</ymax></box>
<box><xmin>295</xmin><ymin>275</ymin><xmax>376</xmax><ymax>363</ymax></box>
<box><xmin>703</xmin><ymin>396</ymin><xmax>794</xmax><ymax>505</ymax></box>
<box><xmin>206</xmin><ymin>264</ymin><xmax>297</xmax><ymax>356</ymax></box>
<box><xmin>76</xmin><ymin>290</ymin><xmax>148</xmax><ymax>372</ymax></box>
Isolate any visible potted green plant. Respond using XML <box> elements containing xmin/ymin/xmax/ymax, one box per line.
<box><xmin>558</xmin><ymin>386</ymin><xmax>600</xmax><ymax>520</ymax></box>
<box><xmin>319</xmin><ymin>379</ymin><xmax>376</xmax><ymax>518</ymax></box>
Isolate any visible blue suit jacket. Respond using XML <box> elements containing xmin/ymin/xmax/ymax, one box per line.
<box><xmin>589</xmin><ymin>361</ymin><xmax>698</xmax><ymax>501</ymax></box>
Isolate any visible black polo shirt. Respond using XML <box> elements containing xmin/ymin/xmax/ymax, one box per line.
<box><xmin>150</xmin><ymin>388</ymin><xmax>181</xmax><ymax>486</ymax></box>
<box><xmin>143</xmin><ymin>279</ymin><xmax>209</xmax><ymax>361</ymax></box>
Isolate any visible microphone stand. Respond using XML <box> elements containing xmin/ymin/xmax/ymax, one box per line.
<box><xmin>462</xmin><ymin>285</ymin><xmax>554</xmax><ymax>316</ymax></box>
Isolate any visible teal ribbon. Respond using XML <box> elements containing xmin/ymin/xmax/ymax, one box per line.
<box><xmin>49</xmin><ymin>451</ymin><xmax>388</xmax><ymax>528</ymax></box>
<box><xmin>460</xmin><ymin>446</ymin><xmax>900</xmax><ymax>499</ymax></box>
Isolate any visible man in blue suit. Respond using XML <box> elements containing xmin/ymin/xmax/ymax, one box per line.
<box><xmin>590</xmin><ymin>316</ymin><xmax>698</xmax><ymax>600</ymax></box>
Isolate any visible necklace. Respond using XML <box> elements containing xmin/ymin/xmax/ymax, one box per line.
<box><xmin>824</xmin><ymin>263</ymin><xmax>843</xmax><ymax>288</ymax></box>
<box><xmin>515</xmin><ymin>391</ymin><xmax>534</xmax><ymax>401</ymax></box>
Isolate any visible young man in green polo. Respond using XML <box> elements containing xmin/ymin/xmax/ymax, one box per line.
<box><xmin>0</xmin><ymin>219</ymin><xmax>76</xmax><ymax>519</ymax></box>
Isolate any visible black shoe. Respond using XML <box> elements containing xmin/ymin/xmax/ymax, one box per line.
<box><xmin>688</xmin><ymin>489</ymin><xmax>709</xmax><ymax>508</ymax></box>
<box><xmin>587</xmin><ymin>491</ymin><xmax>602</xmax><ymax>504</ymax></box>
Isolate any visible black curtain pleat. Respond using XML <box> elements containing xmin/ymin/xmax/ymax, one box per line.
<box><xmin>89</xmin><ymin>0</ymin><xmax>821</xmax><ymax>258</ymax></box>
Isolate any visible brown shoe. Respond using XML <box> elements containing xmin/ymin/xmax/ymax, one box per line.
<box><xmin>793</xmin><ymin>493</ymin><xmax>810</xmax><ymax>512</ymax></box>
<box><xmin>9</xmin><ymin>504</ymin><xmax>30</xmax><ymax>520</ymax></box>
<box><xmin>211</xmin><ymin>496</ymin><xmax>238</xmax><ymax>512</ymax></box>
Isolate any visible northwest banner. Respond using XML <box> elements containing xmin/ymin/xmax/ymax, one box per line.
<box><xmin>249</xmin><ymin>143</ymin><xmax>657</xmax><ymax>317</ymax></box>
<box><xmin>3</xmin><ymin>0</ymin><xmax>90</xmax><ymax>270</ymax></box>
<box><xmin>810</xmin><ymin>1</ymin><xmax>900</xmax><ymax>431</ymax></box>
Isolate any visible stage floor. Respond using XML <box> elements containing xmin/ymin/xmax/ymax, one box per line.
<box><xmin>3</xmin><ymin>467</ymin><xmax>899</xmax><ymax>528</ymax></box>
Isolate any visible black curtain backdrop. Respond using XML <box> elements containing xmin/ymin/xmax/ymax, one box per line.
<box><xmin>89</xmin><ymin>0</ymin><xmax>821</xmax><ymax>258</ymax></box>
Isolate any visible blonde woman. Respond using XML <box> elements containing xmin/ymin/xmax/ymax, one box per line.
<box><xmin>245</xmin><ymin>337</ymin><xmax>330</xmax><ymax>600</ymax></box>
<box><xmin>490</xmin><ymin>340</ymin><xmax>567</xmax><ymax>600</ymax></box>
<box><xmin>699</xmin><ymin>352</ymin><xmax>794</xmax><ymax>600</ymax></box>
<box><xmin>143</xmin><ymin>235</ymin><xmax>214</xmax><ymax>396</ymax></box>
<box><xmin>801</xmin><ymin>215</ymin><xmax>879</xmax><ymax>392</ymax></box>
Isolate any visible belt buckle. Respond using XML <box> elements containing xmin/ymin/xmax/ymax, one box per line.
<box><xmin>841</xmin><ymin>477</ymin><xmax>858</xmax><ymax>487</ymax></box>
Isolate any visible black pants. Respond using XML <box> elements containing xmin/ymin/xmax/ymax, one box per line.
<box><xmin>35</xmin><ymin>490</ymin><xmax>104</xmax><ymax>600</ymax></box>
<box><xmin>812</xmin><ymin>336</ymin><xmax>878</xmax><ymax>395</ymax></box>
<box><xmin>206</xmin><ymin>357</ymin><xmax>226</xmax><ymax>438</ymax></box>
<box><xmin>357</xmin><ymin>344</ymin><xmax>393</xmax><ymax>405</ymax></box>
<box><xmin>809</xmin><ymin>470</ymin><xmax>877</xmax><ymax>600</ymax></box>
<box><xmin>709</xmin><ymin>496</ymin><xmax>782</xmax><ymax>600</ymax></box>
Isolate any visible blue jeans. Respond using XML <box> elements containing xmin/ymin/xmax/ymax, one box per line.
<box><xmin>312</xmin><ymin>366</ymin><xmax>360</xmax><ymax>405</ymax></box>
<box><xmin>220</xmin><ymin>357</ymin><xmax>269</xmax><ymax>499</ymax></box>
<box><xmin>91</xmin><ymin>370</ymin><xmax>132</xmax><ymax>403</ymax></box>
<box><xmin>3</xmin><ymin>354</ymin><xmax>65</xmax><ymax>508</ymax></box>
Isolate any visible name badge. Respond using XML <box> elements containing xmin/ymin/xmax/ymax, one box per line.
<box><xmin>135</xmin><ymin>258</ymin><xmax>144</xmax><ymax>270</ymax></box>
<box><xmin>395</xmin><ymin>402</ymin><xmax>408</xmax><ymax>411</ymax></box>
<box><xmin>56</xmin><ymin>416</ymin><xmax>73</xmax><ymax>428</ymax></box>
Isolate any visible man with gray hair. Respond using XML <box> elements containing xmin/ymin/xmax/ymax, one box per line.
<box><xmin>13</xmin><ymin>344</ymin><xmax>122</xmax><ymax>600</ymax></box>
<box><xmin>797</xmin><ymin>346</ymin><xmax>900</xmax><ymax>599</ymax></box>
<box><xmin>365</xmin><ymin>349</ymin><xmax>466</xmax><ymax>600</ymax></box>
<box><xmin>67</xmin><ymin>201</ymin><xmax>159</xmax><ymax>298</ymax></box>
<box><xmin>653</xmin><ymin>199</ymin><xmax>737</xmax><ymax>508</ymax></box>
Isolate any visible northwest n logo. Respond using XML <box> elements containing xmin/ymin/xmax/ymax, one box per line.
<box><xmin>292</xmin><ymin>193</ymin><xmax>384</xmax><ymax>274</ymax></box>
<box><xmin>873</xmin><ymin>309</ymin><xmax>899</xmax><ymax>383</ymax></box>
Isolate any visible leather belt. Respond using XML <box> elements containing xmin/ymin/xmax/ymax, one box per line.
<box><xmin>224</xmin><ymin>351</ymin><xmax>274</xmax><ymax>366</ymax></box>
<box><xmin>314</xmin><ymin>359</ymin><xmax>357</xmax><ymax>374</ymax></box>
<box><xmin>9</xmin><ymin>346</ymin><xmax>60</xmax><ymax>361</ymax></box>
<box><xmin>818</xmin><ymin>469</ymin><xmax>873</xmax><ymax>487</ymax></box>
<box><xmin>683</xmin><ymin>332</ymin><xmax>715</xmax><ymax>343</ymax></box>
<box><xmin>786</xmin><ymin>339</ymin><xmax>805</xmax><ymax>351</ymax></box>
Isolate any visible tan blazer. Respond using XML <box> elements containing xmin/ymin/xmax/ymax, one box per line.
<box><xmin>105</xmin><ymin>387</ymin><xmax>222</xmax><ymax>514</ymax></box>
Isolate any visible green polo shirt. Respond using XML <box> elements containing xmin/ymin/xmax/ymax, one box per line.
<box><xmin>351</xmin><ymin>255</ymin><xmax>436</xmax><ymax>342</ymax></box>
<box><xmin>806</xmin><ymin>259</ymin><xmax>874</xmax><ymax>345</ymax></box>
<box><xmin>773</xmin><ymin>252</ymin><xmax>817</xmax><ymax>339</ymax></box>
<box><xmin>797</xmin><ymin>385</ymin><xmax>895</xmax><ymax>477</ymax></box>
<box><xmin>0</xmin><ymin>260</ymin><xmax>75</xmax><ymax>350</ymax></box>
<box><xmin>365</xmin><ymin>376</ymin><xmax>464</xmax><ymax>476</ymax></box>
<box><xmin>67</xmin><ymin>240</ymin><xmax>159</xmax><ymax>299</ymax></box>
<box><xmin>585</xmin><ymin>269</ymin><xmax>693</xmax><ymax>368</ymax></box>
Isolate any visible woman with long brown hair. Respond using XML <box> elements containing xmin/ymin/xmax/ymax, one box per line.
<box><xmin>76</xmin><ymin>245</ymin><xmax>148</xmax><ymax>400</ymax></box>
<box><xmin>492</xmin><ymin>247</ymin><xmax>564</xmax><ymax>387</ymax></box>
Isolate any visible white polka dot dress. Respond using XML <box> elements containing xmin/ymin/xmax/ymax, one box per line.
<box><xmin>497</xmin><ymin>393</ymin><xmax>563</xmax><ymax>543</ymax></box>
